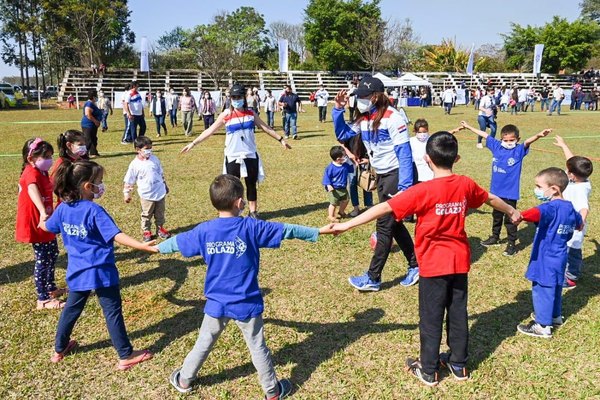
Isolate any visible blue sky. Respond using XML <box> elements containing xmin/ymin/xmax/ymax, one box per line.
<box><xmin>0</xmin><ymin>0</ymin><xmax>582</xmax><ymax>78</ymax></box>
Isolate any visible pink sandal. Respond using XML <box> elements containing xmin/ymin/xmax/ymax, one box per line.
<box><xmin>37</xmin><ymin>299</ymin><xmax>65</xmax><ymax>310</ymax></box>
<box><xmin>50</xmin><ymin>340</ymin><xmax>78</xmax><ymax>363</ymax></box>
<box><xmin>116</xmin><ymin>350</ymin><xmax>153</xmax><ymax>371</ymax></box>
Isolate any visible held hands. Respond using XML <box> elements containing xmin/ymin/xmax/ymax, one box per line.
<box><xmin>460</xmin><ymin>120</ymin><xmax>472</xmax><ymax>130</ymax></box>
<box><xmin>140</xmin><ymin>240</ymin><xmax>159</xmax><ymax>253</ymax></box>
<box><xmin>319</xmin><ymin>224</ymin><xmax>339</xmax><ymax>235</ymax></box>
<box><xmin>334</xmin><ymin>90</ymin><xmax>348</xmax><ymax>109</ymax></box>
<box><xmin>329</xmin><ymin>222</ymin><xmax>350</xmax><ymax>234</ymax></box>
<box><xmin>510</xmin><ymin>208</ymin><xmax>523</xmax><ymax>225</ymax></box>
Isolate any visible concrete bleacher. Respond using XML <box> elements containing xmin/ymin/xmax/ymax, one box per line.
<box><xmin>58</xmin><ymin>67</ymin><xmax>598</xmax><ymax>104</ymax></box>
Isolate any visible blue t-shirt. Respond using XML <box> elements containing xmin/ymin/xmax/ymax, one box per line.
<box><xmin>525</xmin><ymin>200</ymin><xmax>582</xmax><ymax>286</ymax></box>
<box><xmin>81</xmin><ymin>100</ymin><xmax>103</xmax><ymax>128</ymax></box>
<box><xmin>486</xmin><ymin>138</ymin><xmax>529</xmax><ymax>200</ymax></box>
<box><xmin>45</xmin><ymin>200</ymin><xmax>122</xmax><ymax>291</ymax></box>
<box><xmin>322</xmin><ymin>162</ymin><xmax>353</xmax><ymax>190</ymax></box>
<box><xmin>279</xmin><ymin>93</ymin><xmax>301</xmax><ymax>113</ymax></box>
<box><xmin>176</xmin><ymin>217</ymin><xmax>284</xmax><ymax>320</ymax></box>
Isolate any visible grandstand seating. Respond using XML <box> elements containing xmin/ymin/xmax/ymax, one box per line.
<box><xmin>58</xmin><ymin>67</ymin><xmax>598</xmax><ymax>104</ymax></box>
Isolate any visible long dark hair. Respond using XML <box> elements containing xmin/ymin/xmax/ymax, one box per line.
<box><xmin>353</xmin><ymin>92</ymin><xmax>391</xmax><ymax>133</ymax></box>
<box><xmin>57</xmin><ymin>129</ymin><xmax>86</xmax><ymax>159</ymax></box>
<box><xmin>53</xmin><ymin>159</ymin><xmax>104</xmax><ymax>203</ymax></box>
<box><xmin>22</xmin><ymin>138</ymin><xmax>53</xmax><ymax>172</ymax></box>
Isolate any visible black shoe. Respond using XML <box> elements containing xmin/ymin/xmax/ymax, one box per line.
<box><xmin>503</xmin><ymin>242</ymin><xmax>517</xmax><ymax>256</ymax></box>
<box><xmin>405</xmin><ymin>357</ymin><xmax>438</xmax><ymax>386</ymax></box>
<box><xmin>480</xmin><ymin>236</ymin><xmax>500</xmax><ymax>247</ymax></box>
<box><xmin>265</xmin><ymin>379</ymin><xmax>292</xmax><ymax>399</ymax></box>
<box><xmin>248</xmin><ymin>211</ymin><xmax>260</xmax><ymax>219</ymax></box>
<box><xmin>439</xmin><ymin>352</ymin><xmax>469</xmax><ymax>381</ymax></box>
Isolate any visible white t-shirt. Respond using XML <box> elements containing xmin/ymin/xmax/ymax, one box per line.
<box><xmin>442</xmin><ymin>89</ymin><xmax>454</xmax><ymax>103</ymax></box>
<box><xmin>563</xmin><ymin>180</ymin><xmax>591</xmax><ymax>249</ymax></box>
<box><xmin>409</xmin><ymin>136</ymin><xmax>433</xmax><ymax>182</ymax></box>
<box><xmin>315</xmin><ymin>89</ymin><xmax>329</xmax><ymax>107</ymax></box>
<box><xmin>478</xmin><ymin>95</ymin><xmax>494</xmax><ymax>116</ymax></box>
<box><xmin>123</xmin><ymin>155</ymin><xmax>167</xmax><ymax>201</ymax></box>
<box><xmin>125</xmin><ymin>90</ymin><xmax>144</xmax><ymax>116</ymax></box>
<box><xmin>553</xmin><ymin>87</ymin><xmax>564</xmax><ymax>100</ymax></box>
<box><xmin>518</xmin><ymin>89</ymin><xmax>528</xmax><ymax>102</ymax></box>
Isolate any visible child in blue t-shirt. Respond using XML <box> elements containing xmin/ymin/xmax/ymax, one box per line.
<box><xmin>158</xmin><ymin>174</ymin><xmax>333</xmax><ymax>398</ymax></box>
<box><xmin>323</xmin><ymin>145</ymin><xmax>354</xmax><ymax>222</ymax></box>
<box><xmin>461</xmin><ymin>121</ymin><xmax>551</xmax><ymax>256</ymax></box>
<box><xmin>42</xmin><ymin>160</ymin><xmax>157</xmax><ymax>369</ymax></box>
<box><xmin>516</xmin><ymin>167</ymin><xmax>583</xmax><ymax>338</ymax></box>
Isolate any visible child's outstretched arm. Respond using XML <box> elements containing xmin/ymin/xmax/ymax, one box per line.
<box><xmin>460</xmin><ymin>121</ymin><xmax>488</xmax><ymax>139</ymax></box>
<box><xmin>486</xmin><ymin>194</ymin><xmax>522</xmax><ymax>224</ymax></box>
<box><xmin>553</xmin><ymin>135</ymin><xmax>575</xmax><ymax>160</ymax></box>
<box><xmin>156</xmin><ymin>236</ymin><xmax>180</xmax><ymax>253</ymax></box>
<box><xmin>115</xmin><ymin>232</ymin><xmax>158</xmax><ymax>253</ymax></box>
<box><xmin>524</xmin><ymin>129</ymin><xmax>552</xmax><ymax>148</ymax></box>
<box><xmin>449</xmin><ymin>125</ymin><xmax>464</xmax><ymax>135</ymax></box>
<box><xmin>331</xmin><ymin>202</ymin><xmax>393</xmax><ymax>234</ymax></box>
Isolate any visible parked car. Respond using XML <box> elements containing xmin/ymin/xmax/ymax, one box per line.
<box><xmin>0</xmin><ymin>82</ymin><xmax>28</xmax><ymax>107</ymax></box>
<box><xmin>44</xmin><ymin>85</ymin><xmax>58</xmax><ymax>98</ymax></box>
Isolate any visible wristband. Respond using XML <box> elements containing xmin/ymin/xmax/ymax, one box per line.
<box><xmin>278</xmin><ymin>137</ymin><xmax>283</xmax><ymax>142</ymax></box>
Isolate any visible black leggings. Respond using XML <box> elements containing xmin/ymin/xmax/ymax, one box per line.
<box><xmin>225</xmin><ymin>156</ymin><xmax>259</xmax><ymax>201</ymax></box>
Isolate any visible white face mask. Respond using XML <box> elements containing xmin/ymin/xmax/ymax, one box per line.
<box><xmin>142</xmin><ymin>149</ymin><xmax>152</xmax><ymax>158</ymax></box>
<box><xmin>416</xmin><ymin>132</ymin><xmax>429</xmax><ymax>142</ymax></box>
<box><xmin>500</xmin><ymin>141</ymin><xmax>517</xmax><ymax>150</ymax></box>
<box><xmin>92</xmin><ymin>183</ymin><xmax>105</xmax><ymax>199</ymax></box>
<box><xmin>357</xmin><ymin>98</ymin><xmax>373</xmax><ymax>113</ymax></box>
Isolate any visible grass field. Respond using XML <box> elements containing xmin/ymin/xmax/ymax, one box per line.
<box><xmin>0</xmin><ymin>104</ymin><xmax>599</xmax><ymax>399</ymax></box>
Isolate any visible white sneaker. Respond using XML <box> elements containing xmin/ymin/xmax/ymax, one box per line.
<box><xmin>476</xmin><ymin>143</ymin><xmax>483</xmax><ymax>149</ymax></box>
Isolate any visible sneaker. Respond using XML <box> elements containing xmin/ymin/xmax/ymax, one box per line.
<box><xmin>292</xmin><ymin>134</ymin><xmax>298</xmax><ymax>140</ymax></box>
<box><xmin>121</xmin><ymin>140</ymin><xmax>131</xmax><ymax>145</ymax></box>
<box><xmin>517</xmin><ymin>320</ymin><xmax>552</xmax><ymax>339</ymax></box>
<box><xmin>405</xmin><ymin>357</ymin><xmax>438</xmax><ymax>387</ymax></box>
<box><xmin>400</xmin><ymin>267</ymin><xmax>419</xmax><ymax>287</ymax></box>
<box><xmin>476</xmin><ymin>143</ymin><xmax>483</xmax><ymax>149</ymax></box>
<box><xmin>143</xmin><ymin>231</ymin><xmax>153</xmax><ymax>242</ymax></box>
<box><xmin>348</xmin><ymin>272</ymin><xmax>381</xmax><ymax>291</ymax></box>
<box><xmin>503</xmin><ymin>242</ymin><xmax>517</xmax><ymax>256</ymax></box>
<box><xmin>348</xmin><ymin>208</ymin><xmax>360</xmax><ymax>218</ymax></box>
<box><xmin>266</xmin><ymin>379</ymin><xmax>292</xmax><ymax>400</ymax></box>
<box><xmin>480</xmin><ymin>236</ymin><xmax>500</xmax><ymax>247</ymax></box>
<box><xmin>530</xmin><ymin>313</ymin><xmax>564</xmax><ymax>327</ymax></box>
<box><xmin>157</xmin><ymin>226</ymin><xmax>171</xmax><ymax>239</ymax></box>
<box><xmin>169</xmin><ymin>368</ymin><xmax>194</xmax><ymax>393</ymax></box>
<box><xmin>439</xmin><ymin>352</ymin><xmax>469</xmax><ymax>381</ymax></box>
<box><xmin>563</xmin><ymin>278</ymin><xmax>576</xmax><ymax>290</ymax></box>
<box><xmin>249</xmin><ymin>211</ymin><xmax>260</xmax><ymax>219</ymax></box>
<box><xmin>284</xmin><ymin>135</ymin><xmax>290</xmax><ymax>139</ymax></box>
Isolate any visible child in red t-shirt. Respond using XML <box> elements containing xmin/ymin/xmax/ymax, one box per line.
<box><xmin>15</xmin><ymin>138</ymin><xmax>66</xmax><ymax>310</ymax></box>
<box><xmin>51</xmin><ymin>130</ymin><xmax>89</xmax><ymax>205</ymax></box>
<box><xmin>331</xmin><ymin>131</ymin><xmax>521</xmax><ymax>386</ymax></box>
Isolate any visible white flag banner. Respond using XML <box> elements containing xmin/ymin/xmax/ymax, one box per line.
<box><xmin>455</xmin><ymin>89</ymin><xmax>467</xmax><ymax>105</ymax></box>
<box><xmin>466</xmin><ymin>43</ymin><xmax>475</xmax><ymax>75</ymax></box>
<box><xmin>278</xmin><ymin>39</ymin><xmax>288</xmax><ymax>73</ymax></box>
<box><xmin>533</xmin><ymin>44</ymin><xmax>544</xmax><ymax>74</ymax></box>
<box><xmin>140</xmin><ymin>36</ymin><xmax>150</xmax><ymax>72</ymax></box>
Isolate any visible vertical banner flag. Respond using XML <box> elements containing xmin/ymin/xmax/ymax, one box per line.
<box><xmin>466</xmin><ymin>43</ymin><xmax>475</xmax><ymax>75</ymax></box>
<box><xmin>140</xmin><ymin>36</ymin><xmax>150</xmax><ymax>72</ymax></box>
<box><xmin>533</xmin><ymin>44</ymin><xmax>544</xmax><ymax>74</ymax></box>
<box><xmin>278</xmin><ymin>39</ymin><xmax>288</xmax><ymax>73</ymax></box>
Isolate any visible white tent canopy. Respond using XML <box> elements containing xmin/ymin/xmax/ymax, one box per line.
<box><xmin>371</xmin><ymin>72</ymin><xmax>432</xmax><ymax>87</ymax></box>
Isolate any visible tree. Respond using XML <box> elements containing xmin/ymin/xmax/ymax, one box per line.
<box><xmin>385</xmin><ymin>18</ymin><xmax>421</xmax><ymax>72</ymax></box>
<box><xmin>503</xmin><ymin>17</ymin><xmax>600</xmax><ymax>73</ymax></box>
<box><xmin>269</xmin><ymin>21</ymin><xmax>306</xmax><ymax>64</ymax></box>
<box><xmin>580</xmin><ymin>0</ymin><xmax>600</xmax><ymax>22</ymax></box>
<box><xmin>355</xmin><ymin>19</ymin><xmax>386</xmax><ymax>73</ymax></box>
<box><xmin>420</xmin><ymin>39</ymin><xmax>470</xmax><ymax>72</ymax></box>
<box><xmin>304</xmin><ymin>0</ymin><xmax>382</xmax><ymax>71</ymax></box>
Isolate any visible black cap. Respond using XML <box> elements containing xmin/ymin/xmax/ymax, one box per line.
<box><xmin>230</xmin><ymin>83</ymin><xmax>245</xmax><ymax>97</ymax></box>
<box><xmin>354</xmin><ymin>76</ymin><xmax>385</xmax><ymax>97</ymax></box>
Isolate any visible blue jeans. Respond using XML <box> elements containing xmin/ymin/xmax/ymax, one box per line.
<box><xmin>122</xmin><ymin>114</ymin><xmax>129</xmax><ymax>142</ymax></box>
<box><xmin>531</xmin><ymin>282</ymin><xmax>562</xmax><ymax>327</ymax></box>
<box><xmin>540</xmin><ymin>98</ymin><xmax>549</xmax><ymax>111</ymax></box>
<box><xmin>266</xmin><ymin>110</ymin><xmax>274</xmax><ymax>128</ymax></box>
<box><xmin>154</xmin><ymin>114</ymin><xmax>167</xmax><ymax>135</ymax></box>
<box><xmin>477</xmin><ymin>115</ymin><xmax>497</xmax><ymax>144</ymax></box>
<box><xmin>444</xmin><ymin>102</ymin><xmax>452</xmax><ymax>114</ymax></box>
<box><xmin>549</xmin><ymin>99</ymin><xmax>562</xmax><ymax>115</ymax></box>
<box><xmin>348</xmin><ymin>170</ymin><xmax>373</xmax><ymax>207</ymax></box>
<box><xmin>101</xmin><ymin>111</ymin><xmax>109</xmax><ymax>130</ymax></box>
<box><xmin>565</xmin><ymin>247</ymin><xmax>583</xmax><ymax>281</ymax></box>
<box><xmin>169</xmin><ymin>109</ymin><xmax>177</xmax><ymax>127</ymax></box>
<box><xmin>55</xmin><ymin>285</ymin><xmax>133</xmax><ymax>359</ymax></box>
<box><xmin>283</xmin><ymin>112</ymin><xmax>297</xmax><ymax>137</ymax></box>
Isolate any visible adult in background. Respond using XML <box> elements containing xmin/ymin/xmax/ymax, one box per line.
<box><xmin>124</xmin><ymin>81</ymin><xmax>146</xmax><ymax>143</ymax></box>
<box><xmin>81</xmin><ymin>89</ymin><xmax>102</xmax><ymax>158</ymax></box>
<box><xmin>264</xmin><ymin>89</ymin><xmax>276</xmax><ymax>128</ymax></box>
<box><xmin>278</xmin><ymin>84</ymin><xmax>304</xmax><ymax>140</ymax></box>
<box><xmin>180</xmin><ymin>84</ymin><xmax>291</xmax><ymax>218</ymax></box>
<box><xmin>540</xmin><ymin>85</ymin><xmax>550</xmax><ymax>112</ymax></box>
<box><xmin>120</xmin><ymin>84</ymin><xmax>132</xmax><ymax>144</ymax></box>
<box><xmin>165</xmin><ymin>87</ymin><xmax>179</xmax><ymax>128</ymax></box>
<box><xmin>199</xmin><ymin>91</ymin><xmax>217</xmax><ymax>130</ymax></box>
<box><xmin>179</xmin><ymin>87</ymin><xmax>197</xmax><ymax>136</ymax></box>
<box><xmin>332</xmin><ymin>76</ymin><xmax>418</xmax><ymax>291</ymax></box>
<box><xmin>150</xmin><ymin>89</ymin><xmax>168</xmax><ymax>137</ymax></box>
<box><xmin>441</xmin><ymin>87</ymin><xmax>454</xmax><ymax>115</ymax></box>
<box><xmin>476</xmin><ymin>88</ymin><xmax>497</xmax><ymax>149</ymax></box>
<box><xmin>315</xmin><ymin>85</ymin><xmax>329</xmax><ymax>123</ymax></box>
<box><xmin>547</xmin><ymin>84</ymin><xmax>565</xmax><ymax>116</ymax></box>
<box><xmin>97</xmin><ymin>91</ymin><xmax>112</xmax><ymax>132</ymax></box>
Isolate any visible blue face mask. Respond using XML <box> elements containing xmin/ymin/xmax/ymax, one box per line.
<box><xmin>232</xmin><ymin>99</ymin><xmax>244</xmax><ymax>109</ymax></box>
<box><xmin>534</xmin><ymin>187</ymin><xmax>552</xmax><ymax>202</ymax></box>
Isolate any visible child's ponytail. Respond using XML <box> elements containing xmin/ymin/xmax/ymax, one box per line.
<box><xmin>53</xmin><ymin>159</ymin><xmax>104</xmax><ymax>203</ymax></box>
<box><xmin>57</xmin><ymin>129</ymin><xmax>85</xmax><ymax>158</ymax></box>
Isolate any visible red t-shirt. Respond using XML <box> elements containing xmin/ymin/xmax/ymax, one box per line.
<box><xmin>387</xmin><ymin>174</ymin><xmax>489</xmax><ymax>277</ymax></box>
<box><xmin>15</xmin><ymin>165</ymin><xmax>56</xmax><ymax>243</ymax></box>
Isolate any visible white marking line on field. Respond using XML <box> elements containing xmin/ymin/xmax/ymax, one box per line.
<box><xmin>0</xmin><ymin>120</ymin><xmax>82</xmax><ymax>124</ymax></box>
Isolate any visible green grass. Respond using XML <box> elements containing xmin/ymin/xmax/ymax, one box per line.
<box><xmin>1</xmin><ymin>105</ymin><xmax>599</xmax><ymax>399</ymax></box>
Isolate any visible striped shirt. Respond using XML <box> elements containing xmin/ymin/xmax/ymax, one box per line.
<box><xmin>223</xmin><ymin>108</ymin><xmax>258</xmax><ymax>160</ymax></box>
